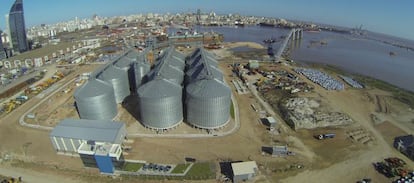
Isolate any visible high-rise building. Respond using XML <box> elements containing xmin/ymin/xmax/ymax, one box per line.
<box><xmin>0</xmin><ymin>30</ymin><xmax>6</xmax><ymax>60</ymax></box>
<box><xmin>9</xmin><ymin>0</ymin><xmax>29</xmax><ymax>53</ymax></box>
<box><xmin>196</xmin><ymin>9</ymin><xmax>201</xmax><ymax>25</ymax></box>
<box><xmin>5</xmin><ymin>14</ymin><xmax>12</xmax><ymax>48</ymax></box>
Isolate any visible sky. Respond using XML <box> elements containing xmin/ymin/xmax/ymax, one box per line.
<box><xmin>0</xmin><ymin>0</ymin><xmax>413</xmax><ymax>40</ymax></box>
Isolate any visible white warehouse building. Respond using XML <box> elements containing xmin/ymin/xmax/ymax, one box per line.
<box><xmin>49</xmin><ymin>119</ymin><xmax>127</xmax><ymax>155</ymax></box>
<box><xmin>231</xmin><ymin>161</ymin><xmax>258</xmax><ymax>183</ymax></box>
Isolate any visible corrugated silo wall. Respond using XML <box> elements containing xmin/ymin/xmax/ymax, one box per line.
<box><xmin>133</xmin><ymin>62</ymin><xmax>150</xmax><ymax>92</ymax></box>
<box><xmin>139</xmin><ymin>94</ymin><xmax>183</xmax><ymax>129</ymax></box>
<box><xmin>184</xmin><ymin>49</ymin><xmax>231</xmax><ymax>129</ymax></box>
<box><xmin>186</xmin><ymin>92</ymin><xmax>231</xmax><ymax>129</ymax></box>
<box><xmin>100</xmin><ymin>66</ymin><xmax>130</xmax><ymax>103</ymax></box>
<box><xmin>74</xmin><ymin>80</ymin><xmax>118</xmax><ymax>120</ymax></box>
<box><xmin>76</xmin><ymin>92</ymin><xmax>118</xmax><ymax>120</ymax></box>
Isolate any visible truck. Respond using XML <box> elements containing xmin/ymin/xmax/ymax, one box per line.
<box><xmin>16</xmin><ymin>95</ymin><xmax>29</xmax><ymax>102</ymax></box>
<box><xmin>317</xmin><ymin>133</ymin><xmax>336</xmax><ymax>140</ymax></box>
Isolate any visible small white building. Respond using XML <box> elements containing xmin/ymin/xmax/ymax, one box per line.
<box><xmin>266</xmin><ymin>117</ymin><xmax>277</xmax><ymax>129</ymax></box>
<box><xmin>231</xmin><ymin>161</ymin><xmax>258</xmax><ymax>183</ymax></box>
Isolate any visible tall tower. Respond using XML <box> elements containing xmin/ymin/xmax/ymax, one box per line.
<box><xmin>196</xmin><ymin>9</ymin><xmax>201</xmax><ymax>25</ymax></box>
<box><xmin>9</xmin><ymin>0</ymin><xmax>29</xmax><ymax>53</ymax></box>
<box><xmin>0</xmin><ymin>30</ymin><xmax>6</xmax><ymax>60</ymax></box>
<box><xmin>5</xmin><ymin>14</ymin><xmax>12</xmax><ymax>48</ymax></box>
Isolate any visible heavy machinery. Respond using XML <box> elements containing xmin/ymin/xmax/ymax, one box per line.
<box><xmin>256</xmin><ymin>77</ymin><xmax>267</xmax><ymax>87</ymax></box>
<box><xmin>373</xmin><ymin>157</ymin><xmax>409</xmax><ymax>178</ymax></box>
<box><xmin>5</xmin><ymin>101</ymin><xmax>16</xmax><ymax>114</ymax></box>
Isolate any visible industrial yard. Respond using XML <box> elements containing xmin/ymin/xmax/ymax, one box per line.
<box><xmin>0</xmin><ymin>38</ymin><xmax>414</xmax><ymax>183</ymax></box>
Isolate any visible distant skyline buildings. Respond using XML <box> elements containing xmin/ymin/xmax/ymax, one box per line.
<box><xmin>0</xmin><ymin>1</ymin><xmax>413</xmax><ymax>40</ymax></box>
<box><xmin>8</xmin><ymin>0</ymin><xmax>29</xmax><ymax>53</ymax></box>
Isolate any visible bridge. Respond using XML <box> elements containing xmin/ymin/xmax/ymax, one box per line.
<box><xmin>274</xmin><ymin>28</ymin><xmax>303</xmax><ymax>62</ymax></box>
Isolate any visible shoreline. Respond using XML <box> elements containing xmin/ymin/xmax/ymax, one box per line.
<box><xmin>296</xmin><ymin>61</ymin><xmax>414</xmax><ymax>108</ymax></box>
<box><xmin>223</xmin><ymin>41</ymin><xmax>414</xmax><ymax>108</ymax></box>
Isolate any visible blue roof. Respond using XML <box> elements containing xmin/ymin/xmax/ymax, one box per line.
<box><xmin>50</xmin><ymin>119</ymin><xmax>126</xmax><ymax>144</ymax></box>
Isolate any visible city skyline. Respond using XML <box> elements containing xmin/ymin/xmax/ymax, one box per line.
<box><xmin>0</xmin><ymin>0</ymin><xmax>413</xmax><ymax>40</ymax></box>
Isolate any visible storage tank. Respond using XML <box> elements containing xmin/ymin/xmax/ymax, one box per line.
<box><xmin>169</xmin><ymin>55</ymin><xmax>185</xmax><ymax>70</ymax></box>
<box><xmin>186</xmin><ymin>48</ymin><xmax>201</xmax><ymax>63</ymax></box>
<box><xmin>133</xmin><ymin>61</ymin><xmax>151</xmax><ymax>90</ymax></box>
<box><xmin>116</xmin><ymin>57</ymin><xmax>135</xmax><ymax>92</ymax></box>
<box><xmin>208</xmin><ymin>65</ymin><xmax>224</xmax><ymax>81</ymax></box>
<box><xmin>185</xmin><ymin>63</ymin><xmax>208</xmax><ymax>84</ymax></box>
<box><xmin>74</xmin><ymin>79</ymin><xmax>117</xmax><ymax>120</ymax></box>
<box><xmin>159</xmin><ymin>64</ymin><xmax>184</xmax><ymax>85</ymax></box>
<box><xmin>186</xmin><ymin>63</ymin><xmax>223</xmax><ymax>83</ymax></box>
<box><xmin>125</xmin><ymin>50</ymin><xmax>140</xmax><ymax>61</ymax></box>
<box><xmin>98</xmin><ymin>66</ymin><xmax>130</xmax><ymax>103</ymax></box>
<box><xmin>186</xmin><ymin>78</ymin><xmax>231</xmax><ymax>129</ymax></box>
<box><xmin>137</xmin><ymin>78</ymin><xmax>183</xmax><ymax>129</ymax></box>
<box><xmin>188</xmin><ymin>54</ymin><xmax>202</xmax><ymax>68</ymax></box>
<box><xmin>205</xmin><ymin>55</ymin><xmax>218</xmax><ymax>67</ymax></box>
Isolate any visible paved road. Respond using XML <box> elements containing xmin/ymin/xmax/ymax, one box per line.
<box><xmin>19</xmin><ymin>77</ymin><xmax>77</xmax><ymax>130</ymax></box>
<box><xmin>247</xmin><ymin>82</ymin><xmax>291</xmax><ymax>134</ymax></box>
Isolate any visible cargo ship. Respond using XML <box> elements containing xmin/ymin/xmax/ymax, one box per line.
<box><xmin>259</xmin><ymin>22</ymin><xmax>277</xmax><ymax>27</ymax></box>
<box><xmin>304</xmin><ymin>27</ymin><xmax>321</xmax><ymax>33</ymax></box>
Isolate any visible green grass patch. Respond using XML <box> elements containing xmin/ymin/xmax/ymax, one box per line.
<box><xmin>230</xmin><ymin>102</ymin><xmax>235</xmax><ymax>119</ymax></box>
<box><xmin>171</xmin><ymin>163</ymin><xmax>191</xmax><ymax>174</ymax></box>
<box><xmin>123</xmin><ymin>162</ymin><xmax>144</xmax><ymax>172</ymax></box>
<box><xmin>356</xmin><ymin>76</ymin><xmax>414</xmax><ymax>108</ymax></box>
<box><xmin>184</xmin><ymin>162</ymin><xmax>215</xmax><ymax>180</ymax></box>
<box><xmin>121</xmin><ymin>162</ymin><xmax>216</xmax><ymax>181</ymax></box>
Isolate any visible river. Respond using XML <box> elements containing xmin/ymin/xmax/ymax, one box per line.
<box><xmin>191</xmin><ymin>26</ymin><xmax>414</xmax><ymax>92</ymax></box>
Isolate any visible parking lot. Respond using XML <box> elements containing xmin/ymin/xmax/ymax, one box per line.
<box><xmin>140</xmin><ymin>163</ymin><xmax>173</xmax><ymax>174</ymax></box>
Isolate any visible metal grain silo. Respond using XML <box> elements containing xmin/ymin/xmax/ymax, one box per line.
<box><xmin>116</xmin><ymin>57</ymin><xmax>136</xmax><ymax>92</ymax></box>
<box><xmin>186</xmin><ymin>63</ymin><xmax>223</xmax><ymax>83</ymax></box>
<box><xmin>133</xmin><ymin>61</ymin><xmax>151</xmax><ymax>90</ymax></box>
<box><xmin>137</xmin><ymin>78</ymin><xmax>183</xmax><ymax>129</ymax></box>
<box><xmin>208</xmin><ymin>65</ymin><xmax>224</xmax><ymax>81</ymax></box>
<box><xmin>185</xmin><ymin>63</ymin><xmax>208</xmax><ymax>84</ymax></box>
<box><xmin>186</xmin><ymin>48</ymin><xmax>201</xmax><ymax>63</ymax></box>
<box><xmin>74</xmin><ymin>79</ymin><xmax>117</xmax><ymax>120</ymax></box>
<box><xmin>186</xmin><ymin>78</ymin><xmax>231</xmax><ymax>129</ymax></box>
<box><xmin>125</xmin><ymin>50</ymin><xmax>140</xmax><ymax>61</ymax></box>
<box><xmin>188</xmin><ymin>54</ymin><xmax>202</xmax><ymax>68</ymax></box>
<box><xmin>205</xmin><ymin>55</ymin><xmax>218</xmax><ymax>67</ymax></box>
<box><xmin>158</xmin><ymin>64</ymin><xmax>184</xmax><ymax>85</ymax></box>
<box><xmin>169</xmin><ymin>54</ymin><xmax>185</xmax><ymax>70</ymax></box>
<box><xmin>98</xmin><ymin>66</ymin><xmax>130</xmax><ymax>103</ymax></box>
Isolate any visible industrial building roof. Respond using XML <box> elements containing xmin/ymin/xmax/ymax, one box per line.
<box><xmin>50</xmin><ymin>119</ymin><xmax>126</xmax><ymax>144</ymax></box>
<box><xmin>231</xmin><ymin>161</ymin><xmax>258</xmax><ymax>176</ymax></box>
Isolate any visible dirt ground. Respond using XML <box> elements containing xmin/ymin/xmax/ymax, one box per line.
<box><xmin>0</xmin><ymin>43</ymin><xmax>414</xmax><ymax>183</ymax></box>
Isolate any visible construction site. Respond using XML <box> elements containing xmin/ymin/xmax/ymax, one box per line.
<box><xmin>0</xmin><ymin>26</ymin><xmax>414</xmax><ymax>183</ymax></box>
